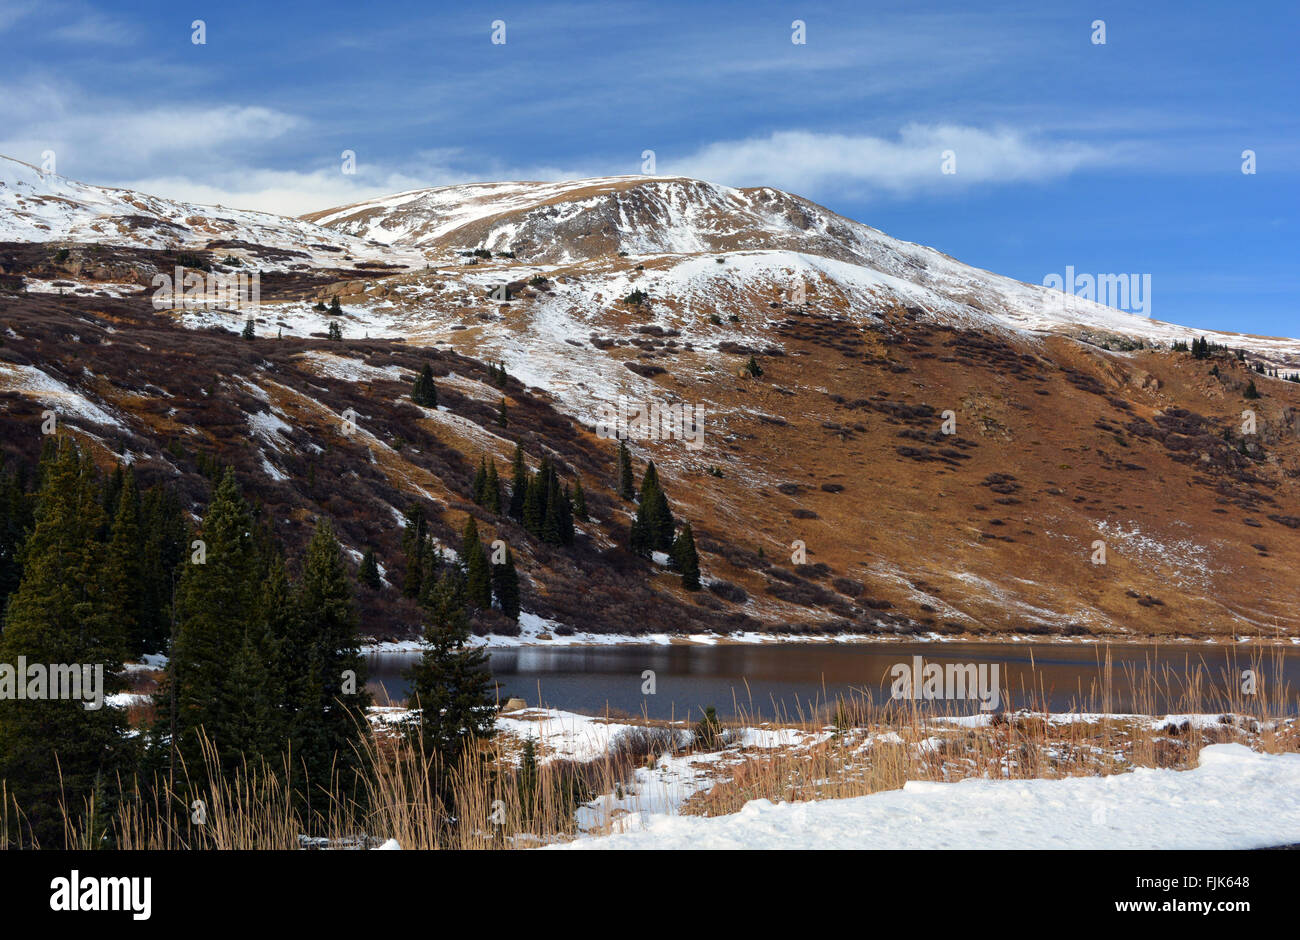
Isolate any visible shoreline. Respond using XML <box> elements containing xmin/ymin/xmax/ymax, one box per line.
<box><xmin>362</xmin><ymin>621</ymin><xmax>1300</xmax><ymax>655</ymax></box>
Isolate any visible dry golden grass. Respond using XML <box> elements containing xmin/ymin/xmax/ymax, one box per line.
<box><xmin>17</xmin><ymin>646</ymin><xmax>1298</xmax><ymax>850</ymax></box>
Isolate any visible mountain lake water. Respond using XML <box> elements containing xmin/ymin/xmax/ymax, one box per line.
<box><xmin>366</xmin><ymin>640</ymin><xmax>1300</xmax><ymax>721</ymax></box>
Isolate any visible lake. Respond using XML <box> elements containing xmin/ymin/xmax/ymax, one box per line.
<box><xmin>366</xmin><ymin>640</ymin><xmax>1300</xmax><ymax>721</ymax></box>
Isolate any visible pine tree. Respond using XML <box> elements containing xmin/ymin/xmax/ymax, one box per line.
<box><xmin>358</xmin><ymin>547</ymin><xmax>381</xmax><ymax>590</ymax></box>
<box><xmin>522</xmin><ymin>471</ymin><xmax>543</xmax><ymax>536</ymax></box>
<box><xmin>472</xmin><ymin>457</ymin><xmax>488</xmax><ymax>505</ymax></box>
<box><xmin>542</xmin><ymin>474</ymin><xmax>564</xmax><ymax>545</ymax></box>
<box><xmin>405</xmin><ymin>571</ymin><xmax>496</xmax><ymax>771</ymax></box>
<box><xmin>327</xmin><ymin>321</ymin><xmax>342</xmax><ymax>341</ymax></box>
<box><xmin>497</xmin><ymin>397</ymin><xmax>508</xmax><ymax>428</ymax></box>
<box><xmin>517</xmin><ymin>736</ymin><xmax>538</xmax><ymax>811</ymax></box>
<box><xmin>1245</xmin><ymin>380</ymin><xmax>1260</xmax><ymax>400</ymax></box>
<box><xmin>402</xmin><ymin>505</ymin><xmax>430</xmax><ymax>598</ymax></box>
<box><xmin>641</xmin><ymin>462</ymin><xmax>675</xmax><ymax>552</ymax></box>
<box><xmin>461</xmin><ymin>516</ymin><xmax>492</xmax><ymax>611</ymax></box>
<box><xmin>491</xmin><ymin>544</ymin><xmax>520</xmax><ymax>620</ymax></box>
<box><xmin>745</xmin><ymin>355</ymin><xmax>763</xmax><ymax>377</ymax></box>
<box><xmin>165</xmin><ymin>468</ymin><xmax>258</xmax><ymax>773</ymax></box>
<box><xmin>508</xmin><ymin>444</ymin><xmax>527</xmax><ymax>519</ymax></box>
<box><xmin>572</xmin><ymin>476</ymin><xmax>588</xmax><ymax>521</ymax></box>
<box><xmin>329</xmin><ymin>295</ymin><xmax>342</xmax><ymax>315</ymax></box>
<box><xmin>559</xmin><ymin>484</ymin><xmax>575</xmax><ymax>545</ymax></box>
<box><xmin>138</xmin><ymin>482</ymin><xmax>186</xmax><ymax>655</ymax></box>
<box><xmin>101</xmin><ymin>462</ymin><xmax>124</xmax><ymax>528</ymax></box>
<box><xmin>0</xmin><ymin>440</ymin><xmax>129</xmax><ymax>845</ymax></box>
<box><xmin>483</xmin><ymin>460</ymin><xmax>502</xmax><ymax>514</ymax></box>
<box><xmin>242</xmin><ymin>317</ymin><xmax>255</xmax><ymax>340</ymax></box>
<box><xmin>0</xmin><ymin>458</ymin><xmax>33</xmax><ymax>608</ymax></box>
<box><xmin>411</xmin><ymin>363</ymin><xmax>438</xmax><ymax>407</ymax></box>
<box><xmin>101</xmin><ymin>466</ymin><xmax>145</xmax><ymax>656</ymax></box>
<box><xmin>294</xmin><ymin>518</ymin><xmax>370</xmax><ymax>785</ymax></box>
<box><xmin>616</xmin><ymin>440</ymin><xmax>634</xmax><ymax>500</ymax></box>
<box><xmin>672</xmin><ymin>522</ymin><xmax>701</xmax><ymax>591</ymax></box>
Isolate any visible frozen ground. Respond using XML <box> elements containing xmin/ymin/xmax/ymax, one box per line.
<box><xmin>553</xmin><ymin>742</ymin><xmax>1300</xmax><ymax>850</ymax></box>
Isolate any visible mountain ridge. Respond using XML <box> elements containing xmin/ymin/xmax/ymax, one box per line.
<box><xmin>3</xmin><ymin>159</ymin><xmax>1299</xmax><ymax>640</ymax></box>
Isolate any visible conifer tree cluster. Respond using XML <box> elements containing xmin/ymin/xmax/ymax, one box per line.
<box><xmin>616</xmin><ymin>440</ymin><xmax>635</xmax><ymax>501</ymax></box>
<box><xmin>163</xmin><ymin>471</ymin><xmax>370</xmax><ymax>790</ymax></box>
<box><xmin>487</xmin><ymin>361</ymin><xmax>509</xmax><ymax>389</ymax></box>
<box><xmin>471</xmin><ymin>456</ymin><xmax>502</xmax><ymax>513</ymax></box>
<box><xmin>411</xmin><ymin>363</ymin><xmax>438</xmax><ymax>407</ymax></box>
<box><xmin>513</xmin><ymin>453</ymin><xmax>576</xmax><ymax>546</ymax></box>
<box><xmin>401</xmin><ymin>503</ymin><xmax>520</xmax><ymax>621</ymax></box>
<box><xmin>0</xmin><ymin>440</ymin><xmax>133</xmax><ymax>844</ymax></box>
<box><xmin>403</xmin><ymin>566</ymin><xmax>496</xmax><ymax>774</ymax></box>
<box><xmin>630</xmin><ymin>460</ymin><xmax>674</xmax><ymax>555</ymax></box>
<box><xmin>0</xmin><ymin>445</ymin><xmax>374</xmax><ymax>843</ymax></box>
<box><xmin>623</xmin><ymin>453</ymin><xmax>700</xmax><ymax>591</ymax></box>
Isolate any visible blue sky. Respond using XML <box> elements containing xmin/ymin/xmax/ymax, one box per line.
<box><xmin>1</xmin><ymin>0</ymin><xmax>1296</xmax><ymax>336</ymax></box>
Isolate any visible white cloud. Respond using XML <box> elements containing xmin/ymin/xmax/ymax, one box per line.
<box><xmin>671</xmin><ymin>125</ymin><xmax>1119</xmax><ymax>199</ymax></box>
<box><xmin>118</xmin><ymin>168</ymin><xmax>433</xmax><ymax>218</ymax></box>
<box><xmin>0</xmin><ymin>90</ymin><xmax>301</xmax><ymax>172</ymax></box>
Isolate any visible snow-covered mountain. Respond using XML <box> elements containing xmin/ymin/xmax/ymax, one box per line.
<box><xmin>303</xmin><ymin>174</ymin><xmax>1300</xmax><ymax>365</ymax></box>
<box><xmin>0</xmin><ymin>155</ymin><xmax>422</xmax><ymax>271</ymax></box>
<box><xmin>6</xmin><ymin>162</ymin><xmax>1300</xmax><ymax>639</ymax></box>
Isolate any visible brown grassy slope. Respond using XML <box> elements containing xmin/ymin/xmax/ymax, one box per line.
<box><xmin>612</xmin><ymin>298</ymin><xmax>1300</xmax><ymax>638</ymax></box>
<box><xmin>261</xmin><ymin>247</ymin><xmax>1300</xmax><ymax>640</ymax></box>
<box><xmin>4</xmin><ymin>241</ymin><xmax>1297</xmax><ymax>640</ymax></box>
<box><xmin>0</xmin><ymin>245</ymin><xmax>782</xmax><ymax>640</ymax></box>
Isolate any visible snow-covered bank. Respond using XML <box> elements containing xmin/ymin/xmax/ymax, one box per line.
<box><xmin>553</xmin><ymin>743</ymin><xmax>1300</xmax><ymax>850</ymax></box>
<box><xmin>362</xmin><ymin>611</ymin><xmax>1300</xmax><ymax>654</ymax></box>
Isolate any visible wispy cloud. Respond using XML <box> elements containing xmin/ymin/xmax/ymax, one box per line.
<box><xmin>671</xmin><ymin>125</ymin><xmax>1123</xmax><ymax>200</ymax></box>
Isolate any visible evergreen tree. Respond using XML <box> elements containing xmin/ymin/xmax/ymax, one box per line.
<box><xmin>101</xmin><ymin>467</ymin><xmax>145</xmax><ymax>656</ymax></box>
<box><xmin>138</xmin><ymin>483</ymin><xmax>186</xmax><ymax>655</ymax></box>
<box><xmin>640</xmin><ymin>462</ymin><xmax>675</xmax><ymax>552</ymax></box>
<box><xmin>521</xmin><ymin>471</ymin><xmax>543</xmax><ymax>535</ymax></box>
<box><xmin>497</xmin><ymin>397</ymin><xmax>508</xmax><ymax>428</ymax></box>
<box><xmin>404</xmin><ymin>571</ymin><xmax>497</xmax><ymax>771</ymax></box>
<box><xmin>358</xmin><ymin>547</ymin><xmax>381</xmax><ymax>590</ymax></box>
<box><xmin>327</xmin><ymin>321</ymin><xmax>342</xmax><ymax>341</ymax></box>
<box><xmin>491</xmin><ymin>545</ymin><xmax>520</xmax><ymax>620</ymax></box>
<box><xmin>402</xmin><ymin>505</ymin><xmax>430</xmax><ymax>599</ymax></box>
<box><xmin>329</xmin><ymin>295</ymin><xmax>342</xmax><ymax>315</ymax></box>
<box><xmin>472</xmin><ymin>457</ymin><xmax>488</xmax><ymax>505</ymax></box>
<box><xmin>572</xmin><ymin>476</ymin><xmax>588</xmax><ymax>522</ymax></box>
<box><xmin>517</xmin><ymin>736</ymin><xmax>538</xmax><ymax>811</ymax></box>
<box><xmin>242</xmin><ymin>317</ymin><xmax>255</xmax><ymax>340</ymax></box>
<box><xmin>294</xmin><ymin>518</ymin><xmax>370</xmax><ymax>785</ymax></box>
<box><xmin>542</xmin><ymin>474</ymin><xmax>564</xmax><ymax>545</ymax></box>
<box><xmin>559</xmin><ymin>484</ymin><xmax>575</xmax><ymax>545</ymax></box>
<box><xmin>0</xmin><ymin>459</ymin><xmax>34</xmax><ymax>612</ymax></box>
<box><xmin>461</xmin><ymin>516</ymin><xmax>492</xmax><ymax>611</ymax></box>
<box><xmin>508</xmin><ymin>444</ymin><xmax>527</xmax><ymax>519</ymax></box>
<box><xmin>483</xmin><ymin>460</ymin><xmax>502</xmax><ymax>514</ymax></box>
<box><xmin>165</xmin><ymin>468</ymin><xmax>258</xmax><ymax>773</ymax></box>
<box><xmin>745</xmin><ymin>355</ymin><xmax>763</xmax><ymax>377</ymax></box>
<box><xmin>411</xmin><ymin>364</ymin><xmax>438</xmax><ymax>407</ymax></box>
<box><xmin>101</xmin><ymin>462</ymin><xmax>124</xmax><ymax>529</ymax></box>
<box><xmin>672</xmin><ymin>522</ymin><xmax>701</xmax><ymax>591</ymax></box>
<box><xmin>616</xmin><ymin>440</ymin><xmax>635</xmax><ymax>501</ymax></box>
<box><xmin>1245</xmin><ymin>380</ymin><xmax>1261</xmax><ymax>400</ymax></box>
<box><xmin>0</xmin><ymin>440</ymin><xmax>129</xmax><ymax>845</ymax></box>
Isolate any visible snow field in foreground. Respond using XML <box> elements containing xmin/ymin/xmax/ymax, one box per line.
<box><xmin>551</xmin><ymin>743</ymin><xmax>1300</xmax><ymax>850</ymax></box>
